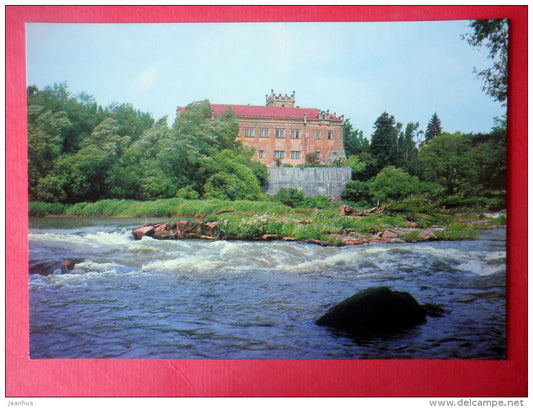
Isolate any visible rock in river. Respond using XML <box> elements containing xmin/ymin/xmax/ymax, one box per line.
<box><xmin>132</xmin><ymin>221</ymin><xmax>219</xmax><ymax>241</ymax></box>
<box><xmin>316</xmin><ymin>286</ymin><xmax>428</xmax><ymax>335</ymax></box>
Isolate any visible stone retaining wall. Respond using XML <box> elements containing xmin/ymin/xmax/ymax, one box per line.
<box><xmin>265</xmin><ymin>166</ymin><xmax>352</xmax><ymax>200</ymax></box>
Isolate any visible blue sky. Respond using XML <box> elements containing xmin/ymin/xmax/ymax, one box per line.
<box><xmin>26</xmin><ymin>20</ymin><xmax>506</xmax><ymax>138</ymax></box>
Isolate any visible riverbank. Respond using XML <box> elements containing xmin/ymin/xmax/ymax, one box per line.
<box><xmin>29</xmin><ymin>198</ymin><xmax>506</xmax><ymax>246</ymax></box>
<box><xmin>131</xmin><ymin>211</ymin><xmax>505</xmax><ymax>247</ymax></box>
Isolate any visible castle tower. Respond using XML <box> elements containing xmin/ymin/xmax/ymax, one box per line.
<box><xmin>265</xmin><ymin>89</ymin><xmax>296</xmax><ymax>108</ymax></box>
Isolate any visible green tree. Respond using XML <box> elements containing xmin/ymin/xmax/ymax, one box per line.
<box><xmin>137</xmin><ymin>161</ymin><xmax>176</xmax><ymax>201</ymax></box>
<box><xmin>341</xmin><ymin>180</ymin><xmax>371</xmax><ymax>203</ymax></box>
<box><xmin>415</xmin><ymin>132</ymin><xmax>471</xmax><ymax>195</ymax></box>
<box><xmin>27</xmin><ymin>82</ymin><xmax>70</xmax><ymax>113</ymax></box>
<box><xmin>27</xmin><ymin>104</ymin><xmax>72</xmax><ymax>199</ymax></box>
<box><xmin>369</xmin><ymin>166</ymin><xmax>436</xmax><ymax>202</ymax></box>
<box><xmin>106</xmin><ymin>118</ymin><xmax>172</xmax><ymax>199</ymax></box>
<box><xmin>104</xmin><ymin>102</ymin><xmax>155</xmax><ymax>141</ymax></box>
<box><xmin>464</xmin><ymin>19</ymin><xmax>509</xmax><ymax>106</ymax></box>
<box><xmin>398</xmin><ymin>121</ymin><xmax>421</xmax><ymax>168</ymax></box>
<box><xmin>424</xmin><ymin>113</ymin><xmax>442</xmax><ymax>143</ymax></box>
<box><xmin>343</xmin><ymin>119</ymin><xmax>369</xmax><ymax>156</ymax></box>
<box><xmin>466</xmin><ymin>116</ymin><xmax>507</xmax><ymax>193</ymax></box>
<box><xmin>344</xmin><ymin>155</ymin><xmax>367</xmax><ymax>179</ymax></box>
<box><xmin>370</xmin><ymin>112</ymin><xmax>399</xmax><ymax>171</ymax></box>
<box><xmin>62</xmin><ymin>93</ymin><xmax>103</xmax><ymax>153</ymax></box>
<box><xmin>170</xmin><ymin>100</ymin><xmax>246</xmax><ymax>194</ymax></box>
<box><xmin>201</xmin><ymin>149</ymin><xmax>262</xmax><ymax>200</ymax></box>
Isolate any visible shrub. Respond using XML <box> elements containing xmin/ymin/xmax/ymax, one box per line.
<box><xmin>275</xmin><ymin>188</ymin><xmax>305</xmax><ymax>207</ymax></box>
<box><xmin>369</xmin><ymin>166</ymin><xmax>436</xmax><ymax>202</ymax></box>
<box><xmin>34</xmin><ymin>175</ymin><xmax>66</xmax><ymax>203</ymax></box>
<box><xmin>176</xmin><ymin>186</ymin><xmax>200</xmax><ymax>199</ymax></box>
<box><xmin>436</xmin><ymin>194</ymin><xmax>506</xmax><ymax>211</ymax></box>
<box><xmin>203</xmin><ymin>167</ymin><xmax>261</xmax><ymax>201</ymax></box>
<box><xmin>341</xmin><ymin>180</ymin><xmax>371</xmax><ymax>202</ymax></box>
<box><xmin>302</xmin><ymin>195</ymin><xmax>333</xmax><ymax>209</ymax></box>
<box><xmin>29</xmin><ymin>201</ymin><xmax>67</xmax><ymax>217</ymax></box>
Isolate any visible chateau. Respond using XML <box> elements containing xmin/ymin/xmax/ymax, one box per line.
<box><xmin>180</xmin><ymin>90</ymin><xmax>346</xmax><ymax>167</ymax></box>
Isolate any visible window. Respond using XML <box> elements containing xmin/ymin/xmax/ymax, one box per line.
<box><xmin>275</xmin><ymin>129</ymin><xmax>285</xmax><ymax>138</ymax></box>
<box><xmin>316</xmin><ymin>151</ymin><xmax>321</xmax><ymax>159</ymax></box>
<box><xmin>327</xmin><ymin>130</ymin><xmax>333</xmax><ymax>140</ymax></box>
<box><xmin>260</xmin><ymin>128</ymin><xmax>269</xmax><ymax>138</ymax></box>
<box><xmin>245</xmin><ymin>128</ymin><xmax>255</xmax><ymax>137</ymax></box>
<box><xmin>275</xmin><ymin>150</ymin><xmax>285</xmax><ymax>159</ymax></box>
<box><xmin>258</xmin><ymin>150</ymin><xmax>264</xmax><ymax>159</ymax></box>
<box><xmin>291</xmin><ymin>130</ymin><xmax>300</xmax><ymax>139</ymax></box>
<box><xmin>291</xmin><ymin>151</ymin><xmax>301</xmax><ymax>160</ymax></box>
<box><xmin>316</xmin><ymin>130</ymin><xmax>321</xmax><ymax>140</ymax></box>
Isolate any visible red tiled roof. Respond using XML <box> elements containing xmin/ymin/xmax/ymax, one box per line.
<box><xmin>211</xmin><ymin>104</ymin><xmax>342</xmax><ymax>121</ymax></box>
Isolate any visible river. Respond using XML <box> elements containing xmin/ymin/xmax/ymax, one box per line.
<box><xmin>29</xmin><ymin>217</ymin><xmax>506</xmax><ymax>359</ymax></box>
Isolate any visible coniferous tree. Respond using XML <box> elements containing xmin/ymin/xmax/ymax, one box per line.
<box><xmin>370</xmin><ymin>112</ymin><xmax>399</xmax><ymax>172</ymax></box>
<box><xmin>425</xmin><ymin>112</ymin><xmax>442</xmax><ymax>142</ymax></box>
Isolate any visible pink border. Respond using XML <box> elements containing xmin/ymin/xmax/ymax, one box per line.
<box><xmin>6</xmin><ymin>5</ymin><xmax>527</xmax><ymax>397</ymax></box>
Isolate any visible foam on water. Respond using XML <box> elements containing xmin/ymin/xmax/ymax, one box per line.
<box><xmin>29</xmin><ymin>220</ymin><xmax>507</xmax><ymax>360</ymax></box>
<box><xmin>141</xmin><ymin>257</ymin><xmax>228</xmax><ymax>274</ymax></box>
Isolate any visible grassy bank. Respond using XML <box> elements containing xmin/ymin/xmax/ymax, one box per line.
<box><xmin>29</xmin><ymin>198</ymin><xmax>506</xmax><ymax>245</ymax></box>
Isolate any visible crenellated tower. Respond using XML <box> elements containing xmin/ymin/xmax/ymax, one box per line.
<box><xmin>265</xmin><ymin>89</ymin><xmax>296</xmax><ymax>108</ymax></box>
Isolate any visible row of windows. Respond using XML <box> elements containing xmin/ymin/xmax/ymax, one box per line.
<box><xmin>258</xmin><ymin>150</ymin><xmax>321</xmax><ymax>160</ymax></box>
<box><xmin>244</xmin><ymin>128</ymin><xmax>333</xmax><ymax>140</ymax></box>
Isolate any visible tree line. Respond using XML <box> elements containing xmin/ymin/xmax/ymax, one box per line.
<box><xmin>28</xmin><ymin>81</ymin><xmax>506</xmax><ymax>210</ymax></box>
<box><xmin>28</xmin><ymin>83</ymin><xmax>268</xmax><ymax>203</ymax></box>
<box><xmin>341</xmin><ymin>111</ymin><xmax>506</xmax><ymax>210</ymax></box>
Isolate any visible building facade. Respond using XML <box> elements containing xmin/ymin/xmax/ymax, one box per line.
<box><xmin>206</xmin><ymin>90</ymin><xmax>346</xmax><ymax>167</ymax></box>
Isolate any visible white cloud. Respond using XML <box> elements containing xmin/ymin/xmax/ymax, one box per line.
<box><xmin>131</xmin><ymin>65</ymin><xmax>159</xmax><ymax>92</ymax></box>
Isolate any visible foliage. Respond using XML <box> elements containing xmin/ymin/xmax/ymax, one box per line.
<box><xmin>464</xmin><ymin>19</ymin><xmax>509</xmax><ymax>106</ymax></box>
<box><xmin>341</xmin><ymin>167</ymin><xmax>438</xmax><ymax>204</ymax></box>
<box><xmin>275</xmin><ymin>188</ymin><xmax>305</xmax><ymax>208</ymax></box>
<box><xmin>398</xmin><ymin>121</ymin><xmax>421</xmax><ymax>168</ymax></box>
<box><xmin>369</xmin><ymin>166</ymin><xmax>437</xmax><ymax>202</ymax></box>
<box><xmin>302</xmin><ymin>195</ymin><xmax>334</xmax><ymax>210</ymax></box>
<box><xmin>27</xmin><ymin>82</ymin><xmax>506</xmax><ymax>215</ymax></box>
<box><xmin>27</xmin><ymin>84</ymin><xmax>267</xmax><ymax>204</ymax></box>
<box><xmin>28</xmin><ymin>201</ymin><xmax>67</xmax><ymax>217</ymax></box>
<box><xmin>305</xmin><ymin>151</ymin><xmax>320</xmax><ymax>165</ymax></box>
<box><xmin>424</xmin><ymin>113</ymin><xmax>442</xmax><ymax>143</ymax></box>
<box><xmin>414</xmin><ymin>132</ymin><xmax>471</xmax><ymax>195</ymax></box>
<box><xmin>176</xmin><ymin>186</ymin><xmax>200</xmax><ymax>200</ymax></box>
<box><xmin>343</xmin><ymin>119</ymin><xmax>370</xmax><ymax>156</ymax></box>
<box><xmin>341</xmin><ymin>180</ymin><xmax>371</xmax><ymax>203</ymax></box>
<box><xmin>201</xmin><ymin>149</ymin><xmax>263</xmax><ymax>200</ymax></box>
<box><xmin>344</xmin><ymin>155</ymin><xmax>367</xmax><ymax>177</ymax></box>
<box><xmin>369</xmin><ymin>112</ymin><xmax>400</xmax><ymax>172</ymax></box>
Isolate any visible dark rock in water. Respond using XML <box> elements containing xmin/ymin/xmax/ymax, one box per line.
<box><xmin>61</xmin><ymin>258</ymin><xmax>84</xmax><ymax>274</ymax></box>
<box><xmin>29</xmin><ymin>258</ymin><xmax>84</xmax><ymax>276</ymax></box>
<box><xmin>316</xmin><ymin>286</ymin><xmax>427</xmax><ymax>334</ymax></box>
<box><xmin>29</xmin><ymin>260</ymin><xmax>59</xmax><ymax>276</ymax></box>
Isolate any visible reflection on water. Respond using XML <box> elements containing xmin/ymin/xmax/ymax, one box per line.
<box><xmin>29</xmin><ymin>218</ymin><xmax>506</xmax><ymax>359</ymax></box>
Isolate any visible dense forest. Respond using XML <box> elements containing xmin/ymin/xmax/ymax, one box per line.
<box><xmin>28</xmin><ymin>83</ymin><xmax>268</xmax><ymax>204</ymax></box>
<box><xmin>341</xmin><ymin>112</ymin><xmax>506</xmax><ymax>209</ymax></box>
<box><xmin>27</xmin><ymin>81</ymin><xmax>506</xmax><ymax>211</ymax></box>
